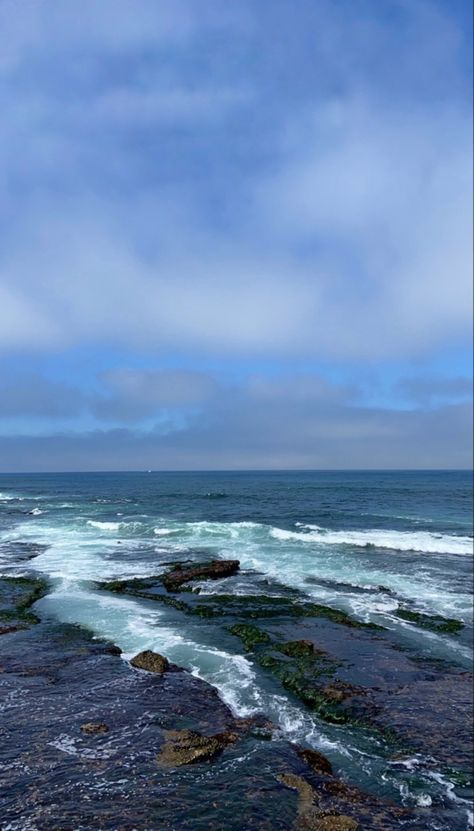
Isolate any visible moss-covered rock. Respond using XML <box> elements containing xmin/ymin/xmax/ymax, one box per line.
<box><xmin>228</xmin><ymin>623</ymin><xmax>271</xmax><ymax>650</ymax></box>
<box><xmin>395</xmin><ymin>606</ymin><xmax>464</xmax><ymax>634</ymax></box>
<box><xmin>98</xmin><ymin>577</ymin><xmax>382</xmax><ymax>629</ymax></box>
<box><xmin>0</xmin><ymin>575</ymin><xmax>48</xmax><ymax>632</ymax></box>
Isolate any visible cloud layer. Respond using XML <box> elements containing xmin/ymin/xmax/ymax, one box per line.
<box><xmin>0</xmin><ymin>0</ymin><xmax>471</xmax><ymax>469</ymax></box>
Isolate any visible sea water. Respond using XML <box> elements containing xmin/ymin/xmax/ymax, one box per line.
<box><xmin>0</xmin><ymin>470</ymin><xmax>472</xmax><ymax>821</ymax></box>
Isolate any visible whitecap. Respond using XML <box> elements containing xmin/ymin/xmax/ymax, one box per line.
<box><xmin>86</xmin><ymin>520</ymin><xmax>121</xmax><ymax>531</ymax></box>
<box><xmin>272</xmin><ymin>524</ymin><xmax>473</xmax><ymax>556</ymax></box>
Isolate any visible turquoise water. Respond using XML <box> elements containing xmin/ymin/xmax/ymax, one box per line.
<box><xmin>0</xmin><ymin>470</ymin><xmax>472</xmax><ymax>822</ymax></box>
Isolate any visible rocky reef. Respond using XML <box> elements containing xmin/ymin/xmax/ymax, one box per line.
<box><xmin>0</xmin><ymin>566</ymin><xmax>471</xmax><ymax>830</ymax></box>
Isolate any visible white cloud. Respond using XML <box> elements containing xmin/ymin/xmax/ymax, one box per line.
<box><xmin>0</xmin><ymin>0</ymin><xmax>471</xmax><ymax>365</ymax></box>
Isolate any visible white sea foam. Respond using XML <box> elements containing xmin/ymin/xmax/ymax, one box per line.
<box><xmin>273</xmin><ymin>524</ymin><xmax>473</xmax><ymax>556</ymax></box>
<box><xmin>0</xmin><ymin>492</ymin><xmax>15</xmax><ymax>501</ymax></box>
<box><xmin>87</xmin><ymin>520</ymin><xmax>121</xmax><ymax>531</ymax></box>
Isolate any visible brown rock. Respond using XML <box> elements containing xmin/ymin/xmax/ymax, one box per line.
<box><xmin>130</xmin><ymin>650</ymin><xmax>169</xmax><ymax>674</ymax></box>
<box><xmin>80</xmin><ymin>722</ymin><xmax>109</xmax><ymax>735</ymax></box>
<box><xmin>0</xmin><ymin>624</ymin><xmax>25</xmax><ymax>636</ymax></box>
<box><xmin>309</xmin><ymin>817</ymin><xmax>358</xmax><ymax>831</ymax></box>
<box><xmin>277</xmin><ymin>773</ymin><xmax>317</xmax><ymax>810</ymax></box>
<box><xmin>157</xmin><ymin>728</ymin><xmax>238</xmax><ymax>766</ymax></box>
<box><xmin>162</xmin><ymin>559</ymin><xmax>240</xmax><ymax>591</ymax></box>
<box><xmin>296</xmin><ymin>746</ymin><xmax>333</xmax><ymax>776</ymax></box>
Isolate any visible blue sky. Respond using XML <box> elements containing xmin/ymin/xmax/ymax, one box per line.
<box><xmin>0</xmin><ymin>0</ymin><xmax>472</xmax><ymax>470</ymax></box>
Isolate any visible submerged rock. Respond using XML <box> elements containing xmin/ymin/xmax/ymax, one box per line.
<box><xmin>157</xmin><ymin>728</ymin><xmax>238</xmax><ymax>766</ymax></box>
<box><xmin>278</xmin><ymin>773</ymin><xmax>359</xmax><ymax>831</ymax></box>
<box><xmin>395</xmin><ymin>606</ymin><xmax>464</xmax><ymax>634</ymax></box>
<box><xmin>0</xmin><ymin>575</ymin><xmax>48</xmax><ymax>633</ymax></box>
<box><xmin>80</xmin><ymin>722</ymin><xmax>109</xmax><ymax>734</ymax></box>
<box><xmin>162</xmin><ymin>559</ymin><xmax>240</xmax><ymax>591</ymax></box>
<box><xmin>295</xmin><ymin>746</ymin><xmax>333</xmax><ymax>776</ymax></box>
<box><xmin>130</xmin><ymin>650</ymin><xmax>169</xmax><ymax>674</ymax></box>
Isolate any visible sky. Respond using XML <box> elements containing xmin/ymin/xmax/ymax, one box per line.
<box><xmin>0</xmin><ymin>0</ymin><xmax>472</xmax><ymax>471</ymax></box>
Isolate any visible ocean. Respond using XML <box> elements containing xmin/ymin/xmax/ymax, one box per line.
<box><xmin>0</xmin><ymin>470</ymin><xmax>473</xmax><ymax>830</ymax></box>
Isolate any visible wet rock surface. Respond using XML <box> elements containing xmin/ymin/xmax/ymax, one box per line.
<box><xmin>161</xmin><ymin>559</ymin><xmax>240</xmax><ymax>591</ymax></box>
<box><xmin>98</xmin><ymin>573</ymin><xmax>474</xmax><ymax>777</ymax></box>
<box><xmin>157</xmin><ymin>727</ymin><xmax>238</xmax><ymax>766</ymax></box>
<box><xmin>0</xmin><ymin>579</ymin><xmax>447</xmax><ymax>830</ymax></box>
<box><xmin>0</xmin><ymin>574</ymin><xmax>48</xmax><ymax>632</ymax></box>
<box><xmin>0</xmin><ymin>566</ymin><xmax>471</xmax><ymax>830</ymax></box>
<box><xmin>130</xmin><ymin>649</ymin><xmax>171</xmax><ymax>673</ymax></box>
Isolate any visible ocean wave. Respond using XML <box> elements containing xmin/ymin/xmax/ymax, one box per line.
<box><xmin>272</xmin><ymin>524</ymin><xmax>473</xmax><ymax>555</ymax></box>
<box><xmin>87</xmin><ymin>520</ymin><xmax>121</xmax><ymax>531</ymax></box>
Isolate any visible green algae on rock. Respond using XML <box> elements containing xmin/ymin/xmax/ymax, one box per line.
<box><xmin>0</xmin><ymin>575</ymin><xmax>49</xmax><ymax>632</ymax></box>
<box><xmin>99</xmin><ymin>576</ymin><xmax>382</xmax><ymax>628</ymax></box>
<box><xmin>228</xmin><ymin>623</ymin><xmax>271</xmax><ymax>650</ymax></box>
<box><xmin>395</xmin><ymin>606</ymin><xmax>464</xmax><ymax>634</ymax></box>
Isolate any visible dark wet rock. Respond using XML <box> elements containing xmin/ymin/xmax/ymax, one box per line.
<box><xmin>235</xmin><ymin>714</ymin><xmax>277</xmax><ymax>740</ymax></box>
<box><xmin>105</xmin><ymin>644</ymin><xmax>122</xmax><ymax>655</ymax></box>
<box><xmin>0</xmin><ymin>575</ymin><xmax>48</xmax><ymax>633</ymax></box>
<box><xmin>372</xmin><ymin>672</ymin><xmax>474</xmax><ymax>770</ymax></box>
<box><xmin>161</xmin><ymin>559</ymin><xmax>240</xmax><ymax>591</ymax></box>
<box><xmin>130</xmin><ymin>649</ymin><xmax>169</xmax><ymax>673</ymax></box>
<box><xmin>95</xmin><ymin>573</ymin><xmax>473</xmax><ymax>803</ymax></box>
<box><xmin>296</xmin><ymin>746</ymin><xmax>333</xmax><ymax>776</ymax></box>
<box><xmin>278</xmin><ymin>763</ymin><xmax>413</xmax><ymax>831</ymax></box>
<box><xmin>0</xmin><ymin>540</ymin><xmax>48</xmax><ymax>566</ymax></box>
<box><xmin>0</xmin><ymin>613</ymin><xmax>461</xmax><ymax>830</ymax></box>
<box><xmin>80</xmin><ymin>722</ymin><xmax>109</xmax><ymax>734</ymax></box>
<box><xmin>157</xmin><ymin>728</ymin><xmax>238</xmax><ymax>766</ymax></box>
<box><xmin>395</xmin><ymin>606</ymin><xmax>464</xmax><ymax>634</ymax></box>
<box><xmin>278</xmin><ymin>773</ymin><xmax>360</xmax><ymax>831</ymax></box>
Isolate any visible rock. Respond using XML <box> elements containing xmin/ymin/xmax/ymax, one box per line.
<box><xmin>277</xmin><ymin>773</ymin><xmax>316</xmax><ymax>811</ymax></box>
<box><xmin>280</xmin><ymin>640</ymin><xmax>316</xmax><ymax>658</ymax></box>
<box><xmin>130</xmin><ymin>650</ymin><xmax>169</xmax><ymax>674</ymax></box>
<box><xmin>157</xmin><ymin>728</ymin><xmax>238</xmax><ymax>766</ymax></box>
<box><xmin>105</xmin><ymin>644</ymin><xmax>122</xmax><ymax>656</ymax></box>
<box><xmin>0</xmin><ymin>624</ymin><xmax>25</xmax><ymax>636</ymax></box>
<box><xmin>162</xmin><ymin>559</ymin><xmax>240</xmax><ymax>591</ymax></box>
<box><xmin>278</xmin><ymin>774</ymin><xmax>359</xmax><ymax>831</ymax></box>
<box><xmin>80</xmin><ymin>722</ymin><xmax>109</xmax><ymax>734</ymax></box>
<box><xmin>309</xmin><ymin>817</ymin><xmax>358</xmax><ymax>831</ymax></box>
<box><xmin>228</xmin><ymin>623</ymin><xmax>271</xmax><ymax>650</ymax></box>
<box><xmin>296</xmin><ymin>746</ymin><xmax>333</xmax><ymax>776</ymax></box>
<box><xmin>235</xmin><ymin>714</ymin><xmax>277</xmax><ymax>740</ymax></box>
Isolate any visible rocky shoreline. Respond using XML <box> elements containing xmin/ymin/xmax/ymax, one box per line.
<box><xmin>0</xmin><ymin>562</ymin><xmax>472</xmax><ymax>830</ymax></box>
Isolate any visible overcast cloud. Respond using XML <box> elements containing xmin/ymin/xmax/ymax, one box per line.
<box><xmin>0</xmin><ymin>0</ymin><xmax>472</xmax><ymax>470</ymax></box>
